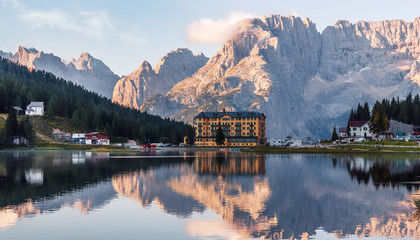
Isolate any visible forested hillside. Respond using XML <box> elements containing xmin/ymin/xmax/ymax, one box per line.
<box><xmin>0</xmin><ymin>57</ymin><xmax>192</xmax><ymax>143</ymax></box>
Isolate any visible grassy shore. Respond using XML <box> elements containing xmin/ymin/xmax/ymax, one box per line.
<box><xmin>358</xmin><ymin>140</ymin><xmax>419</xmax><ymax>146</ymax></box>
<box><xmin>32</xmin><ymin>143</ymin><xmax>126</xmax><ymax>151</ymax></box>
<box><xmin>243</xmin><ymin>144</ymin><xmax>420</xmax><ymax>153</ymax></box>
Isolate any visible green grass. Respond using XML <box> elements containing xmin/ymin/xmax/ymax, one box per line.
<box><xmin>33</xmin><ymin>142</ymin><xmax>126</xmax><ymax>150</ymax></box>
<box><xmin>244</xmin><ymin>145</ymin><xmax>420</xmax><ymax>153</ymax></box>
<box><xmin>31</xmin><ymin>116</ymin><xmax>84</xmax><ymax>133</ymax></box>
<box><xmin>357</xmin><ymin>140</ymin><xmax>419</xmax><ymax>146</ymax></box>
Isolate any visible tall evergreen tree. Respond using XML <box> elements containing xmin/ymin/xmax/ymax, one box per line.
<box><xmin>369</xmin><ymin>101</ymin><xmax>388</xmax><ymax>134</ymax></box>
<box><xmin>363</xmin><ymin>102</ymin><xmax>370</xmax><ymax>120</ymax></box>
<box><xmin>186</xmin><ymin>127</ymin><xmax>195</xmax><ymax>146</ymax></box>
<box><xmin>215</xmin><ymin>123</ymin><xmax>225</xmax><ymax>146</ymax></box>
<box><xmin>331</xmin><ymin>126</ymin><xmax>338</xmax><ymax>141</ymax></box>
<box><xmin>21</xmin><ymin>117</ymin><xmax>35</xmax><ymax>146</ymax></box>
<box><xmin>3</xmin><ymin>109</ymin><xmax>18</xmax><ymax>145</ymax></box>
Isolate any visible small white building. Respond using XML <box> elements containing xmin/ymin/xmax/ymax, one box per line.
<box><xmin>25</xmin><ymin>102</ymin><xmax>44</xmax><ymax>116</ymax></box>
<box><xmin>269</xmin><ymin>139</ymin><xmax>285</xmax><ymax>146</ymax></box>
<box><xmin>285</xmin><ymin>140</ymin><xmax>302</xmax><ymax>147</ymax></box>
<box><xmin>72</xmin><ymin>133</ymin><xmax>86</xmax><ymax>144</ymax></box>
<box><xmin>349</xmin><ymin>121</ymin><xmax>372</xmax><ymax>138</ymax></box>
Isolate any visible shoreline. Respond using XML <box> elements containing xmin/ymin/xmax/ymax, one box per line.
<box><xmin>3</xmin><ymin>142</ymin><xmax>420</xmax><ymax>154</ymax></box>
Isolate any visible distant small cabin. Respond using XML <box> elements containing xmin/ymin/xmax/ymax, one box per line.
<box><xmin>85</xmin><ymin>132</ymin><xmax>110</xmax><ymax>145</ymax></box>
<box><xmin>25</xmin><ymin>102</ymin><xmax>44</xmax><ymax>116</ymax></box>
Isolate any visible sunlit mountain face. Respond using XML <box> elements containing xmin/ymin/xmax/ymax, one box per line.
<box><xmin>1</xmin><ymin>151</ymin><xmax>420</xmax><ymax>239</ymax></box>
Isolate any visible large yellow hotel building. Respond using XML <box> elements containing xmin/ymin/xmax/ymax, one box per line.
<box><xmin>194</xmin><ymin>110</ymin><xmax>267</xmax><ymax>147</ymax></box>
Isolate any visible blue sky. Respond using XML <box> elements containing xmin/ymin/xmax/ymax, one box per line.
<box><xmin>1</xmin><ymin>0</ymin><xmax>420</xmax><ymax>76</ymax></box>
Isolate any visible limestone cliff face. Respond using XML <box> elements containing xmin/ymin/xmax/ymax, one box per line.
<box><xmin>112</xmin><ymin>48</ymin><xmax>208</xmax><ymax>109</ymax></box>
<box><xmin>140</xmin><ymin>15</ymin><xmax>420</xmax><ymax>139</ymax></box>
<box><xmin>143</xmin><ymin>15</ymin><xmax>322</xmax><ymax>138</ymax></box>
<box><xmin>10</xmin><ymin>46</ymin><xmax>119</xmax><ymax>98</ymax></box>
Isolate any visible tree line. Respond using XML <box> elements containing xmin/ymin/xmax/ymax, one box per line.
<box><xmin>0</xmin><ymin>109</ymin><xmax>35</xmax><ymax>147</ymax></box>
<box><xmin>0</xmin><ymin>57</ymin><xmax>193</xmax><ymax>144</ymax></box>
<box><xmin>347</xmin><ymin>93</ymin><xmax>420</xmax><ymax>135</ymax></box>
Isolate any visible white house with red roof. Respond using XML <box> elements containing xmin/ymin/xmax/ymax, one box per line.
<box><xmin>349</xmin><ymin>121</ymin><xmax>372</xmax><ymax>138</ymax></box>
<box><xmin>85</xmin><ymin>132</ymin><xmax>110</xmax><ymax>145</ymax></box>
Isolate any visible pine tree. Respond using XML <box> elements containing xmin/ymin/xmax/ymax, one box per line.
<box><xmin>215</xmin><ymin>123</ymin><xmax>225</xmax><ymax>146</ymax></box>
<box><xmin>22</xmin><ymin>117</ymin><xmax>35</xmax><ymax>146</ymax></box>
<box><xmin>3</xmin><ymin>109</ymin><xmax>18</xmax><ymax>145</ymax></box>
<box><xmin>363</xmin><ymin>102</ymin><xmax>370</xmax><ymax>120</ymax></box>
<box><xmin>186</xmin><ymin>127</ymin><xmax>195</xmax><ymax>145</ymax></box>
<box><xmin>370</xmin><ymin>101</ymin><xmax>388</xmax><ymax>134</ymax></box>
<box><xmin>331</xmin><ymin>126</ymin><xmax>338</xmax><ymax>141</ymax></box>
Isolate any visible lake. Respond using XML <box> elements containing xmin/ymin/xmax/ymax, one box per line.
<box><xmin>0</xmin><ymin>150</ymin><xmax>419</xmax><ymax>239</ymax></box>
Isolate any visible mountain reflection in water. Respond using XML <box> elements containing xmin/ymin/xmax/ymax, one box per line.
<box><xmin>0</xmin><ymin>151</ymin><xmax>420</xmax><ymax>239</ymax></box>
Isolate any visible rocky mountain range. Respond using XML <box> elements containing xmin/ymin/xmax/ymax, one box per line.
<box><xmin>4</xmin><ymin>15</ymin><xmax>420</xmax><ymax>139</ymax></box>
<box><xmin>112</xmin><ymin>48</ymin><xmax>208</xmax><ymax>109</ymax></box>
<box><xmin>1</xmin><ymin>46</ymin><xmax>119</xmax><ymax>98</ymax></box>
<box><xmin>114</xmin><ymin>15</ymin><xmax>420</xmax><ymax>139</ymax></box>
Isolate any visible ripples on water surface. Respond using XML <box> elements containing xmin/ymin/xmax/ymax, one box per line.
<box><xmin>0</xmin><ymin>150</ymin><xmax>419</xmax><ymax>239</ymax></box>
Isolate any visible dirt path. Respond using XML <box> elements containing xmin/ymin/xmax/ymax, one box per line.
<box><xmin>36</xmin><ymin>132</ymin><xmax>59</xmax><ymax>143</ymax></box>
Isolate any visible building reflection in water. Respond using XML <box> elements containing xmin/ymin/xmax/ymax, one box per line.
<box><xmin>193</xmin><ymin>151</ymin><xmax>265</xmax><ymax>175</ymax></box>
<box><xmin>3</xmin><ymin>151</ymin><xmax>420</xmax><ymax>239</ymax></box>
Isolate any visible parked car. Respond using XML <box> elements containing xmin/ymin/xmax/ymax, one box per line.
<box><xmin>142</xmin><ymin>143</ymin><xmax>156</xmax><ymax>148</ymax></box>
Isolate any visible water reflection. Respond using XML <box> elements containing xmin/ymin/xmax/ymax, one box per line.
<box><xmin>194</xmin><ymin>151</ymin><xmax>265</xmax><ymax>175</ymax></box>
<box><xmin>342</xmin><ymin>155</ymin><xmax>420</xmax><ymax>191</ymax></box>
<box><xmin>1</xmin><ymin>151</ymin><xmax>420</xmax><ymax>239</ymax></box>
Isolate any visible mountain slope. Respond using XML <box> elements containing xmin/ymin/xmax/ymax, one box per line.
<box><xmin>8</xmin><ymin>46</ymin><xmax>119</xmax><ymax>98</ymax></box>
<box><xmin>0</xmin><ymin>57</ymin><xmax>192</xmax><ymax>144</ymax></box>
<box><xmin>112</xmin><ymin>48</ymin><xmax>208</xmax><ymax>109</ymax></box>
<box><xmin>139</xmin><ymin>15</ymin><xmax>420</xmax><ymax>139</ymax></box>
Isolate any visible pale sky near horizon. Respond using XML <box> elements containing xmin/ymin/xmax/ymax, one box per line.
<box><xmin>1</xmin><ymin>0</ymin><xmax>420</xmax><ymax>76</ymax></box>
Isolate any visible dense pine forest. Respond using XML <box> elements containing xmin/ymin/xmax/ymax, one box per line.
<box><xmin>348</xmin><ymin>94</ymin><xmax>420</xmax><ymax>134</ymax></box>
<box><xmin>0</xmin><ymin>57</ymin><xmax>192</xmax><ymax>143</ymax></box>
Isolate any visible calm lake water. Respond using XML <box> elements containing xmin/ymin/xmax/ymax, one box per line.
<box><xmin>0</xmin><ymin>150</ymin><xmax>419</xmax><ymax>240</ymax></box>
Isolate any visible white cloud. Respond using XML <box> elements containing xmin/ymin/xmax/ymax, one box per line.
<box><xmin>19</xmin><ymin>9</ymin><xmax>112</xmax><ymax>39</ymax></box>
<box><xmin>186</xmin><ymin>12</ymin><xmax>258</xmax><ymax>44</ymax></box>
<box><xmin>1</xmin><ymin>0</ymin><xmax>24</xmax><ymax>10</ymax></box>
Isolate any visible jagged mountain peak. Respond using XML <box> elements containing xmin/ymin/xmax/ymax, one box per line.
<box><xmin>138</xmin><ymin>60</ymin><xmax>153</xmax><ymax>72</ymax></box>
<box><xmin>7</xmin><ymin>46</ymin><xmax>119</xmax><ymax>98</ymax></box>
<box><xmin>17</xmin><ymin>46</ymin><xmax>39</xmax><ymax>55</ymax></box>
<box><xmin>154</xmin><ymin>48</ymin><xmax>208</xmax><ymax>75</ymax></box>
<box><xmin>112</xmin><ymin>48</ymin><xmax>209</xmax><ymax>110</ymax></box>
<box><xmin>79</xmin><ymin>52</ymin><xmax>92</xmax><ymax>59</ymax></box>
<box><xmin>72</xmin><ymin>52</ymin><xmax>117</xmax><ymax>78</ymax></box>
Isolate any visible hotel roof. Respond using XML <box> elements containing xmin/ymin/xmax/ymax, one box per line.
<box><xmin>195</xmin><ymin>111</ymin><xmax>265</xmax><ymax>118</ymax></box>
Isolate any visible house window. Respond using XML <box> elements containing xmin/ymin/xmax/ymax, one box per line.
<box><xmin>353</xmin><ymin>128</ymin><xmax>356</xmax><ymax>131</ymax></box>
<box><xmin>363</xmin><ymin>127</ymin><xmax>367</xmax><ymax>131</ymax></box>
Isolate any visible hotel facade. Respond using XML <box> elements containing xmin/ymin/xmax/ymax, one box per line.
<box><xmin>194</xmin><ymin>110</ymin><xmax>267</xmax><ymax>147</ymax></box>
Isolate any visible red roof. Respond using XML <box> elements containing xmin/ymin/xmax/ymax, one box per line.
<box><xmin>348</xmin><ymin>121</ymin><xmax>368</xmax><ymax>127</ymax></box>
